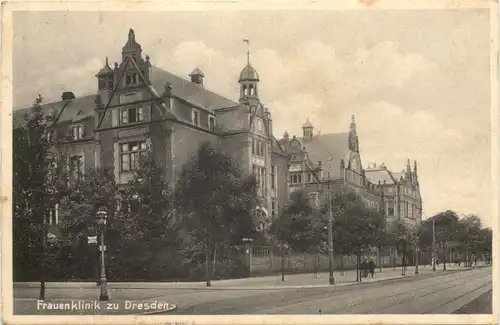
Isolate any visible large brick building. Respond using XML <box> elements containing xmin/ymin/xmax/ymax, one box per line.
<box><xmin>14</xmin><ymin>29</ymin><xmax>422</xmax><ymax>230</ymax></box>
<box><xmin>278</xmin><ymin>116</ymin><xmax>423</xmax><ymax>228</ymax></box>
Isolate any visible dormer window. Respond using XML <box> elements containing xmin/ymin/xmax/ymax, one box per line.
<box><xmin>125</xmin><ymin>73</ymin><xmax>139</xmax><ymax>86</ymax></box>
<box><xmin>192</xmin><ymin>109</ymin><xmax>200</xmax><ymax>126</ymax></box>
<box><xmin>72</xmin><ymin>125</ymin><xmax>84</xmax><ymax>140</ymax></box>
<box><xmin>209</xmin><ymin>116</ymin><xmax>215</xmax><ymax>132</ymax></box>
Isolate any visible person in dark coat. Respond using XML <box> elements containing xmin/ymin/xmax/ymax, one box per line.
<box><xmin>368</xmin><ymin>260</ymin><xmax>376</xmax><ymax>278</ymax></box>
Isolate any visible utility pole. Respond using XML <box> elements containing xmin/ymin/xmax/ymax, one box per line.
<box><xmin>327</xmin><ymin>174</ymin><xmax>335</xmax><ymax>285</ymax></box>
<box><xmin>432</xmin><ymin>218</ymin><xmax>436</xmax><ymax>272</ymax></box>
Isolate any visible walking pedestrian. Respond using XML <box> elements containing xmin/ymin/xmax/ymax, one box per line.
<box><xmin>368</xmin><ymin>260</ymin><xmax>375</xmax><ymax>278</ymax></box>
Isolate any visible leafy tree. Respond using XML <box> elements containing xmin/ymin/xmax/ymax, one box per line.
<box><xmin>110</xmin><ymin>151</ymin><xmax>178</xmax><ymax>280</ymax></box>
<box><xmin>12</xmin><ymin>95</ymin><xmax>59</xmax><ymax>297</ymax></box>
<box><xmin>271</xmin><ymin>190</ymin><xmax>319</xmax><ymax>253</ymax></box>
<box><xmin>175</xmin><ymin>142</ymin><xmax>258</xmax><ymax>284</ymax></box>
<box><xmin>433</xmin><ymin>210</ymin><xmax>459</xmax><ymax>269</ymax></box>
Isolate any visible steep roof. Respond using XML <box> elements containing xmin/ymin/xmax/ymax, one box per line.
<box><xmin>365</xmin><ymin>168</ymin><xmax>395</xmax><ymax>185</ymax></box>
<box><xmin>150</xmin><ymin>66</ymin><xmax>237</xmax><ymax>112</ymax></box>
<box><xmin>13</xmin><ymin>95</ymin><xmax>96</xmax><ymax>127</ymax></box>
<box><xmin>292</xmin><ymin>132</ymin><xmax>351</xmax><ymax>179</ymax></box>
<box><xmin>13</xmin><ymin>66</ymin><xmax>239</xmax><ymax>127</ymax></box>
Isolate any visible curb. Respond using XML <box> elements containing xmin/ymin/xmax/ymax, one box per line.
<box><xmin>14</xmin><ymin>266</ymin><xmax>489</xmax><ymax>291</ymax></box>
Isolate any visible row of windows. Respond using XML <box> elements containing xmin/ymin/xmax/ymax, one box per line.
<box><xmin>252</xmin><ymin>138</ymin><xmax>265</xmax><ymax>156</ymax></box>
<box><xmin>191</xmin><ymin>109</ymin><xmax>216</xmax><ymax>132</ymax></box>
<box><xmin>289</xmin><ymin>171</ymin><xmax>317</xmax><ymax>185</ymax></box>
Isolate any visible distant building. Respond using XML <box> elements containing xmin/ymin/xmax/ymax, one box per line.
<box><xmin>278</xmin><ymin>116</ymin><xmax>423</xmax><ymax>227</ymax></box>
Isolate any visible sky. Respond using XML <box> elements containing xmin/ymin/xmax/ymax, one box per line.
<box><xmin>12</xmin><ymin>9</ymin><xmax>493</xmax><ymax>226</ymax></box>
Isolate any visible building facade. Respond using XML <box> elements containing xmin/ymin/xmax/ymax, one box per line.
<box><xmin>14</xmin><ymin>29</ymin><xmax>289</xmax><ymax>230</ymax></box>
<box><xmin>279</xmin><ymin>116</ymin><xmax>423</xmax><ymax>228</ymax></box>
<box><xmin>14</xmin><ymin>29</ymin><xmax>422</xmax><ymax>231</ymax></box>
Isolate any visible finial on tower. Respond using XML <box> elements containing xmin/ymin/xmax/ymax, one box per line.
<box><xmin>243</xmin><ymin>39</ymin><xmax>250</xmax><ymax>64</ymax></box>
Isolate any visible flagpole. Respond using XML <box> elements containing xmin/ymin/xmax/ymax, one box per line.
<box><xmin>243</xmin><ymin>39</ymin><xmax>250</xmax><ymax>64</ymax></box>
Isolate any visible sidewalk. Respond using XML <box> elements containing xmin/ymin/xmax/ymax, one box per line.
<box><xmin>15</xmin><ymin>263</ymin><xmax>486</xmax><ymax>291</ymax></box>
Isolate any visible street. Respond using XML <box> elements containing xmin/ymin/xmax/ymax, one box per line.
<box><xmin>13</xmin><ymin>266</ymin><xmax>491</xmax><ymax>315</ymax></box>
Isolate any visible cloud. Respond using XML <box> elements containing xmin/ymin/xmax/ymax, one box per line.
<box><xmin>12</xmin><ymin>35</ymin><xmax>491</xmax><ymax>226</ymax></box>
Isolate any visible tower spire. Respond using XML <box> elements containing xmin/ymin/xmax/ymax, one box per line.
<box><xmin>350</xmin><ymin>115</ymin><xmax>357</xmax><ymax>137</ymax></box>
<box><xmin>348</xmin><ymin>115</ymin><xmax>359</xmax><ymax>152</ymax></box>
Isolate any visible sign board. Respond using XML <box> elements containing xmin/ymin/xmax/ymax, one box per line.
<box><xmin>288</xmin><ymin>164</ymin><xmax>302</xmax><ymax>172</ymax></box>
<box><xmin>87</xmin><ymin>236</ymin><xmax>98</xmax><ymax>244</ymax></box>
<box><xmin>251</xmin><ymin>156</ymin><xmax>265</xmax><ymax>167</ymax></box>
<box><xmin>99</xmin><ymin>245</ymin><xmax>107</xmax><ymax>251</ymax></box>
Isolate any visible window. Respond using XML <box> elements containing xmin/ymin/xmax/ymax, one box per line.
<box><xmin>120</xmin><ymin>141</ymin><xmax>148</xmax><ymax>171</ymax></box>
<box><xmin>253</xmin><ymin>165</ymin><xmax>266</xmax><ymax>196</ymax></box>
<box><xmin>70</xmin><ymin>154</ymin><xmax>84</xmax><ymax>182</ymax></box>
<box><xmin>125</xmin><ymin>73</ymin><xmax>138</xmax><ymax>85</ymax></box>
<box><xmin>289</xmin><ymin>172</ymin><xmax>302</xmax><ymax>185</ymax></box>
<box><xmin>308</xmin><ymin>172</ymin><xmax>314</xmax><ymax>183</ymax></box>
<box><xmin>271</xmin><ymin>200</ymin><xmax>278</xmax><ymax>218</ymax></box>
<box><xmin>249</xmin><ymin>115</ymin><xmax>254</xmax><ymax>128</ymax></box>
<box><xmin>209</xmin><ymin>116</ymin><xmax>215</xmax><ymax>132</ymax></box>
<box><xmin>192</xmin><ymin>109</ymin><xmax>200</xmax><ymax>126</ymax></box>
<box><xmin>120</xmin><ymin>107</ymin><xmax>144</xmax><ymax>124</ymax></box>
<box><xmin>252</xmin><ymin>138</ymin><xmax>265</xmax><ymax>156</ymax></box>
<box><xmin>106</xmin><ymin>75</ymin><xmax>114</xmax><ymax>89</ymax></box>
<box><xmin>388</xmin><ymin>198</ymin><xmax>395</xmax><ymax>216</ymax></box>
<box><xmin>72</xmin><ymin>125</ymin><xmax>84</xmax><ymax>140</ymax></box>
<box><xmin>271</xmin><ymin>165</ymin><xmax>277</xmax><ymax>189</ymax></box>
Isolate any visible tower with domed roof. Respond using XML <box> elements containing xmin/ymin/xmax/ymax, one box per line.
<box><xmin>238</xmin><ymin>45</ymin><xmax>260</xmax><ymax>102</ymax></box>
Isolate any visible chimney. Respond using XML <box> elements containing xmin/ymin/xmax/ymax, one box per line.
<box><xmin>189</xmin><ymin>68</ymin><xmax>205</xmax><ymax>87</ymax></box>
<box><xmin>62</xmin><ymin>91</ymin><xmax>75</xmax><ymax>100</ymax></box>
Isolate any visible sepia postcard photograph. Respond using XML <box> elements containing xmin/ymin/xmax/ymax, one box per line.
<box><xmin>1</xmin><ymin>1</ymin><xmax>498</xmax><ymax>324</ymax></box>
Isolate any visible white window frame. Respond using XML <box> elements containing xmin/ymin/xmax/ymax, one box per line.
<box><xmin>72</xmin><ymin>125</ymin><xmax>84</xmax><ymax>140</ymax></box>
<box><xmin>192</xmin><ymin>109</ymin><xmax>200</xmax><ymax>126</ymax></box>
<box><xmin>125</xmin><ymin>73</ymin><xmax>139</xmax><ymax>86</ymax></box>
<box><xmin>208</xmin><ymin>115</ymin><xmax>216</xmax><ymax>132</ymax></box>
<box><xmin>289</xmin><ymin>172</ymin><xmax>302</xmax><ymax>185</ymax></box>
<box><xmin>119</xmin><ymin>141</ymin><xmax>148</xmax><ymax>172</ymax></box>
<box><xmin>271</xmin><ymin>165</ymin><xmax>277</xmax><ymax>190</ymax></box>
<box><xmin>120</xmin><ymin>106</ymin><xmax>144</xmax><ymax>125</ymax></box>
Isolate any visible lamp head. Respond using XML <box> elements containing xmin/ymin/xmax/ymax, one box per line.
<box><xmin>96</xmin><ymin>207</ymin><xmax>108</xmax><ymax>226</ymax></box>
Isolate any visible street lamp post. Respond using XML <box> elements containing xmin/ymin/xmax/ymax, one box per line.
<box><xmin>415</xmin><ymin>240</ymin><xmax>420</xmax><ymax>275</ymax></box>
<box><xmin>327</xmin><ymin>175</ymin><xmax>335</xmax><ymax>285</ymax></box>
<box><xmin>96</xmin><ymin>207</ymin><xmax>109</xmax><ymax>301</ymax></box>
<box><xmin>432</xmin><ymin>218</ymin><xmax>436</xmax><ymax>272</ymax></box>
